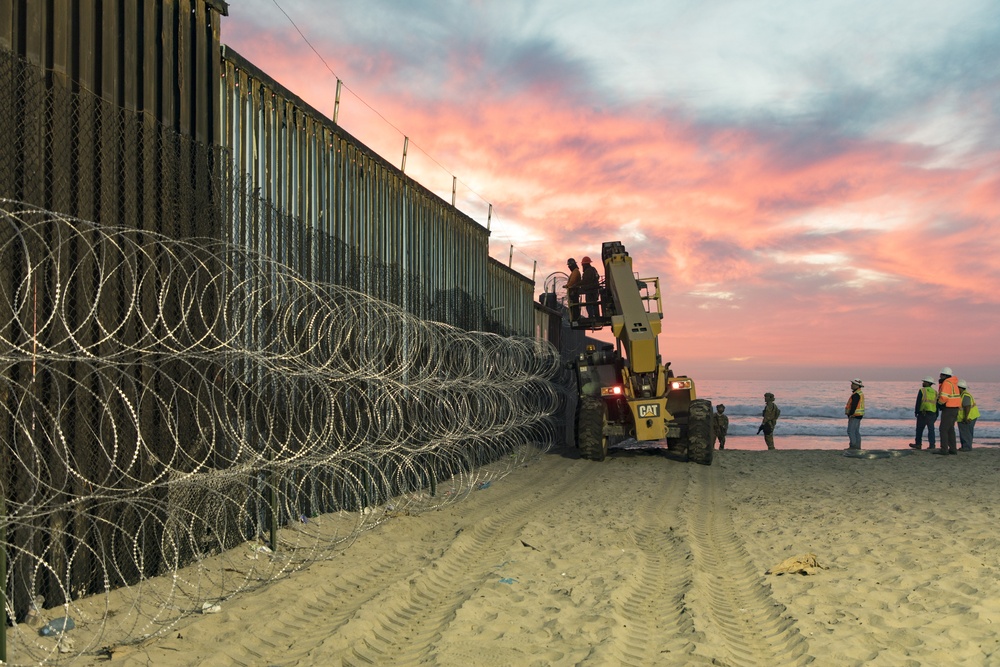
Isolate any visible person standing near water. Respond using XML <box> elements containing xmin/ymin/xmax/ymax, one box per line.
<box><xmin>909</xmin><ymin>376</ymin><xmax>938</xmax><ymax>450</ymax></box>
<box><xmin>845</xmin><ymin>379</ymin><xmax>865</xmax><ymax>450</ymax></box>
<box><xmin>713</xmin><ymin>404</ymin><xmax>729</xmax><ymax>450</ymax></box>
<box><xmin>957</xmin><ymin>380</ymin><xmax>979</xmax><ymax>451</ymax></box>
<box><xmin>759</xmin><ymin>393</ymin><xmax>780</xmax><ymax>450</ymax></box>
<box><xmin>936</xmin><ymin>367</ymin><xmax>961</xmax><ymax>456</ymax></box>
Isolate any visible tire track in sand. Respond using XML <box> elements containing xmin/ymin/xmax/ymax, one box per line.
<box><xmin>200</xmin><ymin>549</ymin><xmax>417</xmax><ymax>667</ymax></box>
<box><xmin>686</xmin><ymin>461</ymin><xmax>814</xmax><ymax>666</ymax></box>
<box><xmin>293</xmin><ymin>458</ymin><xmax>601</xmax><ymax>665</ymax></box>
<box><xmin>199</xmin><ymin>456</ymin><xmax>583</xmax><ymax>667</ymax></box>
<box><xmin>607</xmin><ymin>462</ymin><xmax>709</xmax><ymax>665</ymax></box>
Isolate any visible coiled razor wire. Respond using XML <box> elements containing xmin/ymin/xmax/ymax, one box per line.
<box><xmin>0</xmin><ymin>199</ymin><xmax>567</xmax><ymax>664</ymax></box>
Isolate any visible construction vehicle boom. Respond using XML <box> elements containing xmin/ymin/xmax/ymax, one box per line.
<box><xmin>568</xmin><ymin>241</ymin><xmax>714</xmax><ymax>463</ymax></box>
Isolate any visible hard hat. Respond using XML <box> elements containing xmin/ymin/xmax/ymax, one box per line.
<box><xmin>581</xmin><ymin>256</ymin><xmax>592</xmax><ymax>264</ymax></box>
<box><xmin>958</xmin><ymin>380</ymin><xmax>968</xmax><ymax>389</ymax></box>
<box><xmin>940</xmin><ymin>367</ymin><xmax>952</xmax><ymax>376</ymax></box>
<box><xmin>922</xmin><ymin>376</ymin><xmax>934</xmax><ymax>384</ymax></box>
<box><xmin>851</xmin><ymin>378</ymin><xmax>863</xmax><ymax>387</ymax></box>
<box><xmin>567</xmin><ymin>257</ymin><xmax>576</xmax><ymax>264</ymax></box>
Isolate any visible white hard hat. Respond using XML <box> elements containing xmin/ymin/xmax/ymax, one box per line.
<box><xmin>940</xmin><ymin>367</ymin><xmax>953</xmax><ymax>376</ymax></box>
<box><xmin>922</xmin><ymin>376</ymin><xmax>935</xmax><ymax>384</ymax></box>
<box><xmin>958</xmin><ymin>380</ymin><xmax>968</xmax><ymax>389</ymax></box>
<box><xmin>851</xmin><ymin>378</ymin><xmax>863</xmax><ymax>387</ymax></box>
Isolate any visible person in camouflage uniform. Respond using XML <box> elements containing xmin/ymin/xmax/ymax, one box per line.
<box><xmin>759</xmin><ymin>392</ymin><xmax>780</xmax><ymax>450</ymax></box>
<box><xmin>713</xmin><ymin>404</ymin><xmax>729</xmax><ymax>450</ymax></box>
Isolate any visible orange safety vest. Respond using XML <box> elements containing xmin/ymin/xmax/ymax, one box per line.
<box><xmin>938</xmin><ymin>376</ymin><xmax>961</xmax><ymax>408</ymax></box>
<box><xmin>844</xmin><ymin>389</ymin><xmax>865</xmax><ymax>416</ymax></box>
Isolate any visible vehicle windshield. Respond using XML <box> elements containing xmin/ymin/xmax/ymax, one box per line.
<box><xmin>580</xmin><ymin>363</ymin><xmax>619</xmax><ymax>397</ymax></box>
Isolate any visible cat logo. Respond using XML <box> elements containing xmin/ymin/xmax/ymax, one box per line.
<box><xmin>637</xmin><ymin>403</ymin><xmax>660</xmax><ymax>418</ymax></box>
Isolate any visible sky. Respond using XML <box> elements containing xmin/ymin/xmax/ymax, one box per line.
<box><xmin>220</xmin><ymin>0</ymin><xmax>1000</xmax><ymax>382</ymax></box>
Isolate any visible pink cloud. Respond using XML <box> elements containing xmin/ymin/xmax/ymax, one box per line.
<box><xmin>222</xmin><ymin>14</ymin><xmax>1000</xmax><ymax>380</ymax></box>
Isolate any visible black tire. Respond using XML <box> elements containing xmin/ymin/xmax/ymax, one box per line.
<box><xmin>665</xmin><ymin>437</ymin><xmax>686</xmax><ymax>454</ymax></box>
<box><xmin>573</xmin><ymin>394</ymin><xmax>582</xmax><ymax>449</ymax></box>
<box><xmin>687</xmin><ymin>398</ymin><xmax>715</xmax><ymax>465</ymax></box>
<box><xmin>577</xmin><ymin>397</ymin><xmax>607</xmax><ymax>461</ymax></box>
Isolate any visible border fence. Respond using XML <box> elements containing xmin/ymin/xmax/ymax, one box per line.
<box><xmin>219</xmin><ymin>46</ymin><xmax>537</xmax><ymax>336</ymax></box>
<box><xmin>1</xmin><ymin>1</ymin><xmax>567</xmax><ymax>662</ymax></box>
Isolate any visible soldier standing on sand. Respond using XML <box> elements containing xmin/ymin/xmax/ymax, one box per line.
<box><xmin>713</xmin><ymin>404</ymin><xmax>729</xmax><ymax>450</ymax></box>
<box><xmin>759</xmin><ymin>393</ymin><xmax>780</xmax><ymax>450</ymax></box>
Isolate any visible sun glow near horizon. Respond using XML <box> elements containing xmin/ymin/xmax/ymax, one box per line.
<box><xmin>222</xmin><ymin>0</ymin><xmax>1000</xmax><ymax>380</ymax></box>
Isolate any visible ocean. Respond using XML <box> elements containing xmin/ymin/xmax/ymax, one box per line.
<box><xmin>693</xmin><ymin>380</ymin><xmax>999</xmax><ymax>451</ymax></box>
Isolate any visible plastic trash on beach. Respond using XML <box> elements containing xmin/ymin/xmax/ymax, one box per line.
<box><xmin>24</xmin><ymin>594</ymin><xmax>46</xmax><ymax>629</ymax></box>
<box><xmin>58</xmin><ymin>634</ymin><xmax>76</xmax><ymax>653</ymax></box>
<box><xmin>766</xmin><ymin>553</ymin><xmax>826</xmax><ymax>576</ymax></box>
<box><xmin>843</xmin><ymin>449</ymin><xmax>891</xmax><ymax>459</ymax></box>
<box><xmin>201</xmin><ymin>602</ymin><xmax>222</xmax><ymax>614</ymax></box>
<box><xmin>247</xmin><ymin>543</ymin><xmax>274</xmax><ymax>560</ymax></box>
<box><xmin>39</xmin><ymin>616</ymin><xmax>75</xmax><ymax>636</ymax></box>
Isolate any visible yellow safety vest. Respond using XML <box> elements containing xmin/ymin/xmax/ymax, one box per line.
<box><xmin>919</xmin><ymin>386</ymin><xmax>937</xmax><ymax>412</ymax></box>
<box><xmin>845</xmin><ymin>389</ymin><xmax>865</xmax><ymax>416</ymax></box>
<box><xmin>959</xmin><ymin>391</ymin><xmax>980</xmax><ymax>421</ymax></box>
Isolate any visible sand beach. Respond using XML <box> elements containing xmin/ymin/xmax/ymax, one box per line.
<box><xmin>28</xmin><ymin>444</ymin><xmax>1000</xmax><ymax>666</ymax></box>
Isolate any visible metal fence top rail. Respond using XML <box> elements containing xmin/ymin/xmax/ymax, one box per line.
<box><xmin>221</xmin><ymin>44</ymin><xmax>493</xmax><ymax>244</ymax></box>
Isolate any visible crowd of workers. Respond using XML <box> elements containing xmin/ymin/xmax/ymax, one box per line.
<box><xmin>715</xmin><ymin>369</ymin><xmax>980</xmax><ymax>452</ymax></box>
<box><xmin>906</xmin><ymin>368</ymin><xmax>979</xmax><ymax>454</ymax></box>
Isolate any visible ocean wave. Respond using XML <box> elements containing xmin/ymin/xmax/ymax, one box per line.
<box><xmin>725</xmin><ymin>417</ymin><xmax>999</xmax><ymax>439</ymax></box>
<box><xmin>717</xmin><ymin>403</ymin><xmax>998</xmax><ymax>421</ymax></box>
<box><xmin>700</xmin><ymin>380</ymin><xmax>998</xmax><ymax>442</ymax></box>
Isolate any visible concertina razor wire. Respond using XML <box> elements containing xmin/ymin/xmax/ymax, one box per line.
<box><xmin>0</xmin><ymin>199</ymin><xmax>569</xmax><ymax>664</ymax></box>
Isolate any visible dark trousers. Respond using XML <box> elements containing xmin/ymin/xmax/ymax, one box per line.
<box><xmin>959</xmin><ymin>419</ymin><xmax>976</xmax><ymax>450</ymax></box>
<box><xmin>568</xmin><ymin>288</ymin><xmax>581</xmax><ymax>320</ymax></box>
<box><xmin>582</xmin><ymin>289</ymin><xmax>600</xmax><ymax>318</ymax></box>
<box><xmin>939</xmin><ymin>407</ymin><xmax>959</xmax><ymax>453</ymax></box>
<box><xmin>915</xmin><ymin>412</ymin><xmax>936</xmax><ymax>447</ymax></box>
